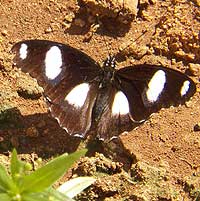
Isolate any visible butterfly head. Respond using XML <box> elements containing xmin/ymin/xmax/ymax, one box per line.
<box><xmin>103</xmin><ymin>55</ymin><xmax>116</xmax><ymax>69</ymax></box>
<box><xmin>100</xmin><ymin>55</ymin><xmax>117</xmax><ymax>87</ymax></box>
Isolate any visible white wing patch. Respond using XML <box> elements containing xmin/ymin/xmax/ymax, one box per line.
<box><xmin>146</xmin><ymin>70</ymin><xmax>166</xmax><ymax>102</ymax></box>
<box><xmin>112</xmin><ymin>91</ymin><xmax>129</xmax><ymax>115</ymax></box>
<box><xmin>65</xmin><ymin>83</ymin><xmax>90</xmax><ymax>108</ymax></box>
<box><xmin>19</xmin><ymin>43</ymin><xmax>28</xmax><ymax>60</ymax></box>
<box><xmin>180</xmin><ymin>80</ymin><xmax>190</xmax><ymax>96</ymax></box>
<box><xmin>45</xmin><ymin>46</ymin><xmax>62</xmax><ymax>80</ymax></box>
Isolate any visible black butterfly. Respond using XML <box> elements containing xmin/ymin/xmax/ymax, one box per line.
<box><xmin>12</xmin><ymin>40</ymin><xmax>196</xmax><ymax>140</ymax></box>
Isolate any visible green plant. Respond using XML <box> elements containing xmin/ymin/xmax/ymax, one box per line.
<box><xmin>0</xmin><ymin>149</ymin><xmax>95</xmax><ymax>201</ymax></box>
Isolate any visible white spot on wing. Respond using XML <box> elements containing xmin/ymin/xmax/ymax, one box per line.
<box><xmin>180</xmin><ymin>80</ymin><xmax>190</xmax><ymax>96</ymax></box>
<box><xmin>65</xmin><ymin>83</ymin><xmax>90</xmax><ymax>108</ymax></box>
<box><xmin>45</xmin><ymin>46</ymin><xmax>62</xmax><ymax>80</ymax></box>
<box><xmin>63</xmin><ymin>127</ymin><xmax>69</xmax><ymax>133</ymax></box>
<box><xmin>73</xmin><ymin>133</ymin><xmax>85</xmax><ymax>138</ymax></box>
<box><xmin>112</xmin><ymin>91</ymin><xmax>129</xmax><ymax>115</ymax></box>
<box><xmin>19</xmin><ymin>43</ymin><xmax>28</xmax><ymax>60</ymax></box>
<box><xmin>55</xmin><ymin>117</ymin><xmax>60</xmax><ymax>124</ymax></box>
<box><xmin>146</xmin><ymin>70</ymin><xmax>166</xmax><ymax>102</ymax></box>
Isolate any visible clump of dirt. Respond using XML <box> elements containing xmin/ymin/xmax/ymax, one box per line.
<box><xmin>150</xmin><ymin>3</ymin><xmax>200</xmax><ymax>63</ymax></box>
<box><xmin>81</xmin><ymin>0</ymin><xmax>138</xmax><ymax>24</ymax></box>
<box><xmin>72</xmin><ymin>154</ymin><xmax>185</xmax><ymax>200</ymax></box>
<box><xmin>73</xmin><ymin>152</ymin><xmax>123</xmax><ymax>176</ymax></box>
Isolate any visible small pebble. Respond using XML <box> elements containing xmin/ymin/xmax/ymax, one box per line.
<box><xmin>10</xmin><ymin>136</ymin><xmax>19</xmax><ymax>148</ymax></box>
<box><xmin>74</xmin><ymin>18</ymin><xmax>86</xmax><ymax>27</ymax></box>
<box><xmin>65</xmin><ymin>12</ymin><xmax>75</xmax><ymax>23</ymax></box>
<box><xmin>45</xmin><ymin>27</ymin><xmax>52</xmax><ymax>33</ymax></box>
<box><xmin>1</xmin><ymin>30</ymin><xmax>8</xmax><ymax>36</ymax></box>
<box><xmin>37</xmin><ymin>120</ymin><xmax>46</xmax><ymax>128</ymax></box>
<box><xmin>194</xmin><ymin>123</ymin><xmax>200</xmax><ymax>131</ymax></box>
<box><xmin>0</xmin><ymin>136</ymin><xmax>4</xmax><ymax>142</ymax></box>
<box><xmin>175</xmin><ymin>50</ymin><xmax>195</xmax><ymax>60</ymax></box>
<box><xmin>26</xmin><ymin>126</ymin><xmax>39</xmax><ymax>138</ymax></box>
<box><xmin>171</xmin><ymin>145</ymin><xmax>180</xmax><ymax>152</ymax></box>
<box><xmin>188</xmin><ymin>63</ymin><xmax>200</xmax><ymax>76</ymax></box>
<box><xmin>120</xmin><ymin>43</ymin><xmax>149</xmax><ymax>59</ymax></box>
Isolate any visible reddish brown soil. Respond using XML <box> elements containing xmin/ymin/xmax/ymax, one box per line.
<box><xmin>0</xmin><ymin>0</ymin><xmax>200</xmax><ymax>200</ymax></box>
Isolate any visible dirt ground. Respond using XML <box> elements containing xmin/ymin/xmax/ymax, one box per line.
<box><xmin>0</xmin><ymin>0</ymin><xmax>200</xmax><ymax>200</ymax></box>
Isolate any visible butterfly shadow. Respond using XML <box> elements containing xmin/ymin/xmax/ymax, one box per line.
<box><xmin>64</xmin><ymin>1</ymin><xmax>132</xmax><ymax>38</ymax></box>
<box><xmin>85</xmin><ymin>135</ymin><xmax>136</xmax><ymax>171</ymax></box>
<box><xmin>0</xmin><ymin>107</ymin><xmax>82</xmax><ymax>158</ymax></box>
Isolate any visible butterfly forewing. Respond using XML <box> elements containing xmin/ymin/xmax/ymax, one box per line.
<box><xmin>12</xmin><ymin>40</ymin><xmax>102</xmax><ymax>137</ymax></box>
<box><xmin>12</xmin><ymin>40</ymin><xmax>102</xmax><ymax>87</ymax></box>
<box><xmin>116</xmin><ymin>64</ymin><xmax>196</xmax><ymax>122</ymax></box>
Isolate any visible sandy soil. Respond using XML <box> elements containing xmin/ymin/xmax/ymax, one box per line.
<box><xmin>0</xmin><ymin>0</ymin><xmax>200</xmax><ymax>200</ymax></box>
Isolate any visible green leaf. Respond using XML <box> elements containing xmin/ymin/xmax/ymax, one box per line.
<box><xmin>20</xmin><ymin>149</ymin><xmax>87</xmax><ymax>193</ymax></box>
<box><xmin>57</xmin><ymin>177</ymin><xmax>95</xmax><ymax>198</ymax></box>
<box><xmin>22</xmin><ymin>193</ymin><xmax>48</xmax><ymax>201</ymax></box>
<box><xmin>0</xmin><ymin>164</ymin><xmax>17</xmax><ymax>193</ymax></box>
<box><xmin>10</xmin><ymin>149</ymin><xmax>31</xmax><ymax>181</ymax></box>
<box><xmin>46</xmin><ymin>188</ymin><xmax>74</xmax><ymax>201</ymax></box>
<box><xmin>0</xmin><ymin>193</ymin><xmax>11</xmax><ymax>201</ymax></box>
<box><xmin>22</xmin><ymin>189</ymin><xmax>74</xmax><ymax>201</ymax></box>
<box><xmin>10</xmin><ymin>149</ymin><xmax>21</xmax><ymax>180</ymax></box>
<box><xmin>0</xmin><ymin>184</ymin><xmax>7</xmax><ymax>193</ymax></box>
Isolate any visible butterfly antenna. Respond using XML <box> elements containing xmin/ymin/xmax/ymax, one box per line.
<box><xmin>119</xmin><ymin>30</ymin><xmax>148</xmax><ymax>54</ymax></box>
<box><xmin>117</xmin><ymin>8</ymin><xmax>169</xmax><ymax>55</ymax></box>
<box><xmin>102</xmin><ymin>35</ymin><xmax>114</xmax><ymax>63</ymax></box>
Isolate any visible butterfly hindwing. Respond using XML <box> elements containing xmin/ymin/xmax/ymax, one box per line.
<box><xmin>12</xmin><ymin>40</ymin><xmax>102</xmax><ymax>137</ymax></box>
<box><xmin>94</xmin><ymin>85</ymin><xmax>139</xmax><ymax>140</ymax></box>
<box><xmin>49</xmin><ymin>82</ymin><xmax>99</xmax><ymax>137</ymax></box>
<box><xmin>116</xmin><ymin>64</ymin><xmax>196</xmax><ymax>122</ymax></box>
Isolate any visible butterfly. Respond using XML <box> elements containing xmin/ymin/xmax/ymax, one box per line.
<box><xmin>12</xmin><ymin>40</ymin><xmax>196</xmax><ymax>140</ymax></box>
